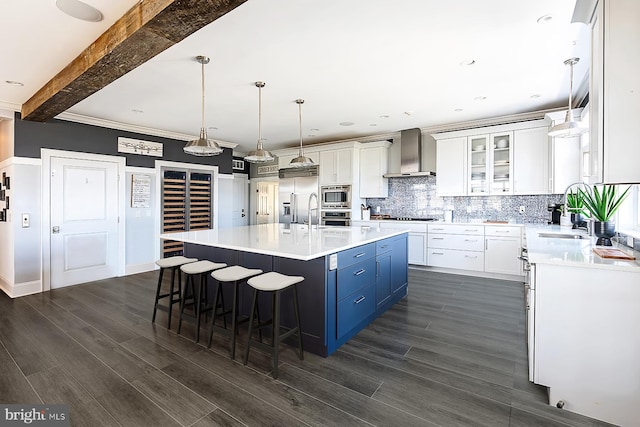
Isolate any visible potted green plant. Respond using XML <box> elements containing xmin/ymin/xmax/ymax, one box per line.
<box><xmin>578</xmin><ymin>184</ymin><xmax>630</xmax><ymax>246</ymax></box>
<box><xmin>565</xmin><ymin>189</ymin><xmax>587</xmax><ymax>229</ymax></box>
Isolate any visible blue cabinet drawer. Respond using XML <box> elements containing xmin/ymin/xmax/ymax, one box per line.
<box><xmin>376</xmin><ymin>238</ymin><xmax>393</xmax><ymax>254</ymax></box>
<box><xmin>337</xmin><ymin>243</ymin><xmax>375</xmax><ymax>270</ymax></box>
<box><xmin>337</xmin><ymin>284</ymin><xmax>375</xmax><ymax>338</ymax></box>
<box><xmin>337</xmin><ymin>257</ymin><xmax>375</xmax><ymax>300</ymax></box>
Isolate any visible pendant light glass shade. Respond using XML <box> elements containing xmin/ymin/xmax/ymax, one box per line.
<box><xmin>548</xmin><ymin>57</ymin><xmax>589</xmax><ymax>138</ymax></box>
<box><xmin>244</xmin><ymin>81</ymin><xmax>274</xmax><ymax>163</ymax></box>
<box><xmin>184</xmin><ymin>55</ymin><xmax>223</xmax><ymax>156</ymax></box>
<box><xmin>290</xmin><ymin>99</ymin><xmax>315</xmax><ymax>168</ymax></box>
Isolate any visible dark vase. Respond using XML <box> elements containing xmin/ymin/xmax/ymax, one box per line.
<box><xmin>570</xmin><ymin>213</ymin><xmax>583</xmax><ymax>229</ymax></box>
<box><xmin>593</xmin><ymin>221</ymin><xmax>615</xmax><ymax>246</ymax></box>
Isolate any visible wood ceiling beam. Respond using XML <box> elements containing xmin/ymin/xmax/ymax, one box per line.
<box><xmin>21</xmin><ymin>0</ymin><xmax>247</xmax><ymax>122</ymax></box>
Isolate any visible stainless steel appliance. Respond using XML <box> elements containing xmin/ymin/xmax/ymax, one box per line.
<box><xmin>320</xmin><ymin>185</ymin><xmax>351</xmax><ymax>209</ymax></box>
<box><xmin>279</xmin><ymin>166</ymin><xmax>319</xmax><ymax>224</ymax></box>
<box><xmin>321</xmin><ymin>211</ymin><xmax>351</xmax><ymax>226</ymax></box>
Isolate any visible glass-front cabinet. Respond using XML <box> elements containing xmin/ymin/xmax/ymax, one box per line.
<box><xmin>468</xmin><ymin>132</ymin><xmax>513</xmax><ymax>195</ymax></box>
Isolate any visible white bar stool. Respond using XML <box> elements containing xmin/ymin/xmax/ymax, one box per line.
<box><xmin>243</xmin><ymin>272</ymin><xmax>304</xmax><ymax>379</ymax></box>
<box><xmin>152</xmin><ymin>256</ymin><xmax>198</xmax><ymax>329</ymax></box>
<box><xmin>207</xmin><ymin>265</ymin><xmax>263</xmax><ymax>359</ymax></box>
<box><xmin>177</xmin><ymin>260</ymin><xmax>227</xmax><ymax>343</ymax></box>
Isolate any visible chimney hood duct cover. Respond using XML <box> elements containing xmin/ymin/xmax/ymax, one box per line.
<box><xmin>383</xmin><ymin>128</ymin><xmax>435</xmax><ymax>178</ymax></box>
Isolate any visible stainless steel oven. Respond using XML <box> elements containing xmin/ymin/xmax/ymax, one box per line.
<box><xmin>321</xmin><ymin>211</ymin><xmax>351</xmax><ymax>226</ymax></box>
<box><xmin>320</xmin><ymin>185</ymin><xmax>351</xmax><ymax>209</ymax></box>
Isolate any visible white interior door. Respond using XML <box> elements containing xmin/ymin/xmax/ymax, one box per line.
<box><xmin>232</xmin><ymin>175</ymin><xmax>249</xmax><ymax>227</ymax></box>
<box><xmin>50</xmin><ymin>157</ymin><xmax>119</xmax><ymax>288</ymax></box>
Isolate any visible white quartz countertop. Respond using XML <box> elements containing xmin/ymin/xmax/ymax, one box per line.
<box><xmin>160</xmin><ymin>223</ymin><xmax>409</xmax><ymax>261</ymax></box>
<box><xmin>525</xmin><ymin>225</ymin><xmax>640</xmax><ymax>272</ymax></box>
<box><xmin>352</xmin><ymin>219</ymin><xmax>524</xmax><ymax>227</ymax></box>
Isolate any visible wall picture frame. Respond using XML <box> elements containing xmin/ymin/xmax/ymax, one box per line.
<box><xmin>5</xmin><ymin>196</ymin><xmax>8</xmax><ymax>210</ymax></box>
<box><xmin>3</xmin><ymin>176</ymin><xmax>9</xmax><ymax>189</ymax></box>
<box><xmin>0</xmin><ymin>189</ymin><xmax>4</xmax><ymax>201</ymax></box>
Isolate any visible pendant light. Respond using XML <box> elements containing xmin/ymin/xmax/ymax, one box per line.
<box><xmin>183</xmin><ymin>55</ymin><xmax>223</xmax><ymax>156</ymax></box>
<box><xmin>289</xmin><ymin>99</ymin><xmax>315</xmax><ymax>168</ymax></box>
<box><xmin>548</xmin><ymin>57</ymin><xmax>589</xmax><ymax>138</ymax></box>
<box><xmin>244</xmin><ymin>81</ymin><xmax>274</xmax><ymax>163</ymax></box>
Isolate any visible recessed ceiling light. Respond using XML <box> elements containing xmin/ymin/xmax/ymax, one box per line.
<box><xmin>379</xmin><ymin>115</ymin><xmax>389</xmax><ymax>119</ymax></box>
<box><xmin>537</xmin><ymin>14</ymin><xmax>553</xmax><ymax>24</ymax></box>
<box><xmin>454</xmin><ymin>108</ymin><xmax>463</xmax><ymax>112</ymax></box>
<box><xmin>339</xmin><ymin>121</ymin><xmax>355</xmax><ymax>126</ymax></box>
<box><xmin>310</xmin><ymin>128</ymin><xmax>320</xmax><ymax>132</ymax></box>
<box><xmin>208</xmin><ymin>126</ymin><xmax>218</xmax><ymax>130</ymax></box>
<box><xmin>131</xmin><ymin>109</ymin><xmax>144</xmax><ymax>113</ymax></box>
<box><xmin>404</xmin><ymin>111</ymin><xmax>414</xmax><ymax>116</ymax></box>
<box><xmin>56</xmin><ymin>0</ymin><xmax>103</xmax><ymax>22</ymax></box>
<box><xmin>459</xmin><ymin>59</ymin><xmax>476</xmax><ymax>66</ymax></box>
<box><xmin>369</xmin><ymin>124</ymin><xmax>377</xmax><ymax>126</ymax></box>
<box><xmin>5</xmin><ymin>80</ymin><xmax>24</xmax><ymax>86</ymax></box>
<box><xmin>530</xmin><ymin>94</ymin><xmax>541</xmax><ymax>99</ymax></box>
<box><xmin>474</xmin><ymin>96</ymin><xmax>487</xmax><ymax>101</ymax></box>
<box><xmin>308</xmin><ymin>134</ymin><xmax>317</xmax><ymax>137</ymax></box>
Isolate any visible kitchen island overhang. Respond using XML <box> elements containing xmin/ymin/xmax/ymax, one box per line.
<box><xmin>160</xmin><ymin>223</ymin><xmax>409</xmax><ymax>356</ymax></box>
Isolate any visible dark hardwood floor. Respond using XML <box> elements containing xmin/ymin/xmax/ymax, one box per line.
<box><xmin>0</xmin><ymin>269</ymin><xmax>615</xmax><ymax>426</ymax></box>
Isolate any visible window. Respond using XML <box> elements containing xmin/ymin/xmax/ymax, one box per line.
<box><xmin>618</xmin><ymin>184</ymin><xmax>640</xmax><ymax>232</ymax></box>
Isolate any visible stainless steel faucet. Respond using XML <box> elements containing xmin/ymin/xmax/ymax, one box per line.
<box><xmin>308</xmin><ymin>192</ymin><xmax>318</xmax><ymax>230</ymax></box>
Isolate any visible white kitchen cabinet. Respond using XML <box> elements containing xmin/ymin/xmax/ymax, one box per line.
<box><xmin>484</xmin><ymin>225</ymin><xmax>522</xmax><ymax>275</ymax></box>
<box><xmin>513</xmin><ymin>127</ymin><xmax>549</xmax><ymax>195</ymax></box>
<box><xmin>359</xmin><ymin>142</ymin><xmax>390</xmax><ymax>198</ymax></box>
<box><xmin>468</xmin><ymin>132</ymin><xmax>513</xmax><ymax>195</ymax></box>
<box><xmin>320</xmin><ymin>149</ymin><xmax>353</xmax><ymax>185</ymax></box>
<box><xmin>588</xmin><ymin>0</ymin><xmax>640</xmax><ymax>184</ymax></box>
<box><xmin>435</xmin><ymin>137</ymin><xmax>466</xmax><ymax>196</ymax></box>
<box><xmin>427</xmin><ymin>223</ymin><xmax>484</xmax><ymax>272</ymax></box>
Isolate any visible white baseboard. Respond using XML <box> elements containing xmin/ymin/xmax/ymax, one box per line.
<box><xmin>0</xmin><ymin>279</ymin><xmax>42</xmax><ymax>298</ymax></box>
<box><xmin>410</xmin><ymin>265</ymin><xmax>525</xmax><ymax>282</ymax></box>
<box><xmin>125</xmin><ymin>262</ymin><xmax>157</xmax><ymax>276</ymax></box>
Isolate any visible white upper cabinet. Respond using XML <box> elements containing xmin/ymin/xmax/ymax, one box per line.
<box><xmin>468</xmin><ymin>132</ymin><xmax>514</xmax><ymax>195</ymax></box>
<box><xmin>513</xmin><ymin>127</ymin><xmax>549</xmax><ymax>195</ymax></box>
<box><xmin>320</xmin><ymin>149</ymin><xmax>353</xmax><ymax>185</ymax></box>
<box><xmin>359</xmin><ymin>142</ymin><xmax>390</xmax><ymax>198</ymax></box>
<box><xmin>589</xmin><ymin>0</ymin><xmax>640</xmax><ymax>183</ymax></box>
<box><xmin>436</xmin><ymin>136</ymin><xmax>467</xmax><ymax>196</ymax></box>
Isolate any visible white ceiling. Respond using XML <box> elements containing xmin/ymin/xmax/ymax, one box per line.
<box><xmin>0</xmin><ymin>0</ymin><xmax>590</xmax><ymax>154</ymax></box>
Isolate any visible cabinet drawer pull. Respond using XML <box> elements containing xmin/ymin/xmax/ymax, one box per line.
<box><xmin>464</xmin><ymin>239</ymin><xmax>477</xmax><ymax>242</ymax></box>
<box><xmin>431</xmin><ymin>237</ymin><xmax>445</xmax><ymax>240</ymax></box>
<box><xmin>432</xmin><ymin>227</ymin><xmax>445</xmax><ymax>231</ymax></box>
<box><xmin>465</xmin><ymin>255</ymin><xmax>478</xmax><ymax>259</ymax></box>
<box><xmin>354</xmin><ymin>296</ymin><xmax>366</xmax><ymax>304</ymax></box>
<box><xmin>354</xmin><ymin>269</ymin><xmax>366</xmax><ymax>276</ymax></box>
<box><xmin>380</xmin><ymin>245</ymin><xmax>389</xmax><ymax>249</ymax></box>
<box><xmin>464</xmin><ymin>228</ymin><xmax>478</xmax><ymax>232</ymax></box>
<box><xmin>495</xmin><ymin>230</ymin><xmax>510</xmax><ymax>233</ymax></box>
<box><xmin>354</xmin><ymin>252</ymin><xmax>366</xmax><ymax>258</ymax></box>
<box><xmin>431</xmin><ymin>251</ymin><xmax>444</xmax><ymax>255</ymax></box>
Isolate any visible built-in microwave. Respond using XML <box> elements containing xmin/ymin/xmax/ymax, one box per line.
<box><xmin>321</xmin><ymin>185</ymin><xmax>351</xmax><ymax>209</ymax></box>
<box><xmin>321</xmin><ymin>211</ymin><xmax>351</xmax><ymax>226</ymax></box>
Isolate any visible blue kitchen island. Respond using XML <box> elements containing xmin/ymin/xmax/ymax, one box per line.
<box><xmin>160</xmin><ymin>223</ymin><xmax>409</xmax><ymax>356</ymax></box>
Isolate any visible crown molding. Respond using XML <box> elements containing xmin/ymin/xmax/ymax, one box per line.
<box><xmin>55</xmin><ymin>112</ymin><xmax>238</xmax><ymax>149</ymax></box>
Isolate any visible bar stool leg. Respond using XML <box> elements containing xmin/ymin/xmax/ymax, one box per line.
<box><xmin>243</xmin><ymin>288</ymin><xmax>259</xmax><ymax>366</ymax></box>
<box><xmin>166</xmin><ymin>267</ymin><xmax>176</xmax><ymax>329</ymax></box>
<box><xmin>272</xmin><ymin>289</ymin><xmax>281</xmax><ymax>379</ymax></box>
<box><xmin>152</xmin><ymin>267</ymin><xmax>165</xmax><ymax>323</ymax></box>
<box><xmin>230</xmin><ymin>280</ymin><xmax>240</xmax><ymax>359</ymax></box>
<box><xmin>178</xmin><ymin>273</ymin><xmax>195</xmax><ymax>335</ymax></box>
<box><xmin>194</xmin><ymin>273</ymin><xmax>205</xmax><ymax>343</ymax></box>
<box><xmin>292</xmin><ymin>285</ymin><xmax>304</xmax><ymax>360</ymax></box>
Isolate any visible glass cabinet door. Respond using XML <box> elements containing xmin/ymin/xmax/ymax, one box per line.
<box><xmin>490</xmin><ymin>132</ymin><xmax>513</xmax><ymax>194</ymax></box>
<box><xmin>468</xmin><ymin>135</ymin><xmax>489</xmax><ymax>195</ymax></box>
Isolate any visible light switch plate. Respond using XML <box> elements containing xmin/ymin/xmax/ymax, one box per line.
<box><xmin>22</xmin><ymin>213</ymin><xmax>30</xmax><ymax>228</ymax></box>
<box><xmin>627</xmin><ymin>236</ymin><xmax>634</xmax><ymax>247</ymax></box>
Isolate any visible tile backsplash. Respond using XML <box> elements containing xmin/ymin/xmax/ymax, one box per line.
<box><xmin>365</xmin><ymin>176</ymin><xmax>564</xmax><ymax>224</ymax></box>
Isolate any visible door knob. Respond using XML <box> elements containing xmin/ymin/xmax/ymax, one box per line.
<box><xmin>52</xmin><ymin>226</ymin><xmax>60</xmax><ymax>234</ymax></box>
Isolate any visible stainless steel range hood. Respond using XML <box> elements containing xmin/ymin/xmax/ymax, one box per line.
<box><xmin>383</xmin><ymin>128</ymin><xmax>436</xmax><ymax>177</ymax></box>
